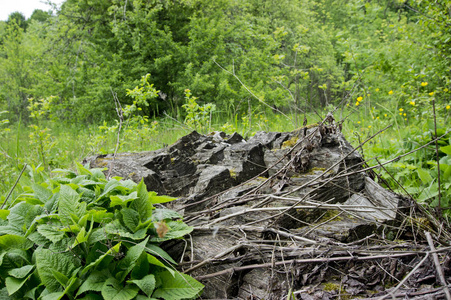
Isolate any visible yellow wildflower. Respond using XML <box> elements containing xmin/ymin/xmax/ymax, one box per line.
<box><xmin>376</xmin><ymin>116</ymin><xmax>379</xmax><ymax>119</ymax></box>
<box><xmin>357</xmin><ymin>96</ymin><xmax>363</xmax><ymax>102</ymax></box>
<box><xmin>399</xmin><ymin>113</ymin><xmax>402</xmax><ymax>115</ymax></box>
<box><xmin>446</xmin><ymin>105</ymin><xmax>450</xmax><ymax>110</ymax></box>
<box><xmin>399</xmin><ymin>108</ymin><xmax>404</xmax><ymax>112</ymax></box>
<box><xmin>421</xmin><ymin>82</ymin><xmax>428</xmax><ymax>87</ymax></box>
<box><xmin>355</xmin><ymin>102</ymin><xmax>360</xmax><ymax>106</ymax></box>
<box><xmin>409</xmin><ymin>101</ymin><xmax>415</xmax><ymax>106</ymax></box>
<box><xmin>429</xmin><ymin>92</ymin><xmax>434</xmax><ymax>96</ymax></box>
<box><xmin>368</xmin><ymin>125</ymin><xmax>372</xmax><ymax>129</ymax></box>
<box><xmin>403</xmin><ymin>113</ymin><xmax>406</xmax><ymax>116</ymax></box>
<box><xmin>357</xmin><ymin>121</ymin><xmax>361</xmax><ymax>124</ymax></box>
<box><xmin>444</xmin><ymin>88</ymin><xmax>449</xmax><ymax>92</ymax></box>
<box><xmin>384</xmin><ymin>114</ymin><xmax>388</xmax><ymax>117</ymax></box>
<box><xmin>388</xmin><ymin>90</ymin><xmax>393</xmax><ymax>95</ymax></box>
<box><xmin>375</xmin><ymin>88</ymin><xmax>380</xmax><ymax>92</ymax></box>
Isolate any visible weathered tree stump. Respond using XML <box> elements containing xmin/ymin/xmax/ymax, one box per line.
<box><xmin>84</xmin><ymin>122</ymin><xmax>447</xmax><ymax>299</ymax></box>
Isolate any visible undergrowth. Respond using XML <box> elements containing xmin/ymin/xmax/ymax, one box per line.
<box><xmin>0</xmin><ymin>163</ymin><xmax>203</xmax><ymax>299</ymax></box>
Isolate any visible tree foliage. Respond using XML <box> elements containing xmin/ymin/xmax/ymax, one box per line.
<box><xmin>0</xmin><ymin>0</ymin><xmax>449</xmax><ymax>123</ymax></box>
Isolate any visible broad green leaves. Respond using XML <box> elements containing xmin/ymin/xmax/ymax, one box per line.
<box><xmin>153</xmin><ymin>271</ymin><xmax>204</xmax><ymax>300</ymax></box>
<box><xmin>0</xmin><ymin>167</ymin><xmax>202</xmax><ymax>299</ymax></box>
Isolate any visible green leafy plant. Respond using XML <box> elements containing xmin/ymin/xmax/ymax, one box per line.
<box><xmin>182</xmin><ymin>89</ymin><xmax>216</xmax><ymax>133</ymax></box>
<box><xmin>0</xmin><ymin>163</ymin><xmax>203</xmax><ymax>299</ymax></box>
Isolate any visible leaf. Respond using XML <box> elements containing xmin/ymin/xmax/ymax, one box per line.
<box><xmin>0</xmin><ymin>251</ymin><xmax>6</xmax><ymax>266</ymax></box>
<box><xmin>86</xmin><ymin>209</ymin><xmax>114</xmax><ymax>224</ymax></box>
<box><xmin>151</xmin><ymin>209</ymin><xmax>182</xmax><ymax>222</ymax></box>
<box><xmin>98</xmin><ymin>179</ymin><xmax>121</xmax><ymax>199</ymax></box>
<box><xmin>128</xmin><ymin>274</ymin><xmax>155</xmax><ymax>297</ymax></box>
<box><xmin>110</xmin><ymin>192</ymin><xmax>138</xmax><ymax>207</ymax></box>
<box><xmin>105</xmin><ymin>221</ymin><xmax>147</xmax><ymax>240</ymax></box>
<box><xmin>145</xmin><ymin>244</ymin><xmax>177</xmax><ymax>265</ymax></box>
<box><xmin>77</xmin><ymin>293</ymin><xmax>104</xmax><ymax>300</ymax></box>
<box><xmin>59</xmin><ymin>185</ymin><xmax>85</xmax><ymax>226</ymax></box>
<box><xmin>5</xmin><ymin>274</ymin><xmax>32</xmax><ymax>295</ymax></box>
<box><xmin>32</xmin><ymin>183</ymin><xmax>53</xmax><ymax>204</ymax></box>
<box><xmin>87</xmin><ymin>228</ymin><xmax>108</xmax><ymax>245</ymax></box>
<box><xmin>101</xmin><ymin>278</ymin><xmax>139</xmax><ymax>300</ymax></box>
<box><xmin>116</xmin><ymin>237</ymin><xmax>149</xmax><ymax>282</ymax></box>
<box><xmin>152</xmin><ymin>271</ymin><xmax>203</xmax><ymax>300</ymax></box>
<box><xmin>149</xmin><ymin>194</ymin><xmax>176</xmax><ymax>204</ymax></box>
<box><xmin>146</xmin><ymin>254</ymin><xmax>174</xmax><ymax>276</ymax></box>
<box><xmin>0</xmin><ymin>225</ymin><xmax>23</xmax><ymax>236</ymax></box>
<box><xmin>81</xmin><ymin>242</ymin><xmax>121</xmax><ymax>275</ymax></box>
<box><xmin>440</xmin><ymin>145</ymin><xmax>451</xmax><ymax>155</ymax></box>
<box><xmin>76</xmin><ymin>271</ymin><xmax>109</xmax><ymax>296</ymax></box>
<box><xmin>41</xmin><ymin>292</ymin><xmax>65</xmax><ymax>300</ymax></box>
<box><xmin>121</xmin><ymin>208</ymin><xmax>140</xmax><ymax>232</ymax></box>
<box><xmin>37</xmin><ymin>224</ymin><xmax>65</xmax><ymax>243</ymax></box>
<box><xmin>417</xmin><ymin>168</ymin><xmax>433</xmax><ymax>185</ymax></box>
<box><xmin>52</xmin><ymin>168</ymin><xmax>77</xmax><ymax>178</ymax></box>
<box><xmin>0</xmin><ymin>209</ymin><xmax>10</xmax><ymax>220</ymax></box>
<box><xmin>71</xmin><ymin>227</ymin><xmax>89</xmax><ymax>248</ymax></box>
<box><xmin>8</xmin><ymin>265</ymin><xmax>34</xmax><ymax>278</ymax></box>
<box><xmin>51</xmin><ymin>269</ymin><xmax>70</xmax><ymax>287</ymax></box>
<box><xmin>7</xmin><ymin>202</ymin><xmax>44</xmax><ymax>234</ymax></box>
<box><xmin>0</xmin><ymin>234</ymin><xmax>33</xmax><ymax>250</ymax></box>
<box><xmin>150</xmin><ymin>220</ymin><xmax>193</xmax><ymax>242</ymax></box>
<box><xmin>76</xmin><ymin>162</ymin><xmax>93</xmax><ymax>176</ymax></box>
<box><xmin>130</xmin><ymin>180</ymin><xmax>153</xmax><ymax>221</ymax></box>
<box><xmin>35</xmin><ymin>248</ymin><xmax>78</xmax><ymax>292</ymax></box>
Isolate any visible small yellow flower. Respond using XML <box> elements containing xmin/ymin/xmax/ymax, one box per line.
<box><xmin>376</xmin><ymin>116</ymin><xmax>380</xmax><ymax>119</ymax></box>
<box><xmin>403</xmin><ymin>113</ymin><xmax>406</xmax><ymax>116</ymax></box>
<box><xmin>384</xmin><ymin>114</ymin><xmax>388</xmax><ymax>117</ymax></box>
<box><xmin>446</xmin><ymin>105</ymin><xmax>450</xmax><ymax>110</ymax></box>
<box><xmin>357</xmin><ymin>96</ymin><xmax>363</xmax><ymax>102</ymax></box>
<box><xmin>399</xmin><ymin>108</ymin><xmax>404</xmax><ymax>112</ymax></box>
<box><xmin>404</xmin><ymin>118</ymin><xmax>407</xmax><ymax>120</ymax></box>
<box><xmin>346</xmin><ymin>103</ymin><xmax>350</xmax><ymax>107</ymax></box>
<box><xmin>375</xmin><ymin>88</ymin><xmax>380</xmax><ymax>92</ymax></box>
<box><xmin>409</xmin><ymin>101</ymin><xmax>415</xmax><ymax>106</ymax></box>
<box><xmin>399</xmin><ymin>113</ymin><xmax>402</xmax><ymax>115</ymax></box>
<box><xmin>355</xmin><ymin>102</ymin><xmax>360</xmax><ymax>106</ymax></box>
<box><xmin>429</xmin><ymin>92</ymin><xmax>434</xmax><ymax>96</ymax></box>
<box><xmin>445</xmin><ymin>88</ymin><xmax>449</xmax><ymax>92</ymax></box>
<box><xmin>388</xmin><ymin>90</ymin><xmax>393</xmax><ymax>95</ymax></box>
<box><xmin>357</xmin><ymin>121</ymin><xmax>361</xmax><ymax>124</ymax></box>
<box><xmin>421</xmin><ymin>82</ymin><xmax>428</xmax><ymax>87</ymax></box>
<box><xmin>368</xmin><ymin>125</ymin><xmax>372</xmax><ymax>128</ymax></box>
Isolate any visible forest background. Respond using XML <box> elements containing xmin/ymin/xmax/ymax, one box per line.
<box><xmin>0</xmin><ymin>0</ymin><xmax>450</xmax><ymax>219</ymax></box>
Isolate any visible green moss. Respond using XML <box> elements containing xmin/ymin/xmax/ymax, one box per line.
<box><xmin>281</xmin><ymin>136</ymin><xmax>299</xmax><ymax>148</ymax></box>
<box><xmin>318</xmin><ymin>210</ymin><xmax>342</xmax><ymax>223</ymax></box>
<box><xmin>323</xmin><ymin>282</ymin><xmax>340</xmax><ymax>292</ymax></box>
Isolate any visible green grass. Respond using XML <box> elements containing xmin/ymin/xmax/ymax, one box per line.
<box><xmin>1</xmin><ymin>104</ymin><xmax>450</xmax><ymax>218</ymax></box>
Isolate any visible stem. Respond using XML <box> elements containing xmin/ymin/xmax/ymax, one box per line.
<box><xmin>1</xmin><ymin>163</ymin><xmax>27</xmax><ymax>209</ymax></box>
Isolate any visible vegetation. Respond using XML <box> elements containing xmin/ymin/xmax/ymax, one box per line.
<box><xmin>0</xmin><ymin>164</ymin><xmax>203</xmax><ymax>299</ymax></box>
<box><xmin>0</xmin><ymin>0</ymin><xmax>450</xmax><ymax>298</ymax></box>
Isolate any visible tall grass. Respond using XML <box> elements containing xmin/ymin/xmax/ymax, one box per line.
<box><xmin>1</xmin><ymin>104</ymin><xmax>450</xmax><ymax>218</ymax></box>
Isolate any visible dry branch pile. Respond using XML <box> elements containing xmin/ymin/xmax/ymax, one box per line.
<box><xmin>85</xmin><ymin>115</ymin><xmax>451</xmax><ymax>299</ymax></box>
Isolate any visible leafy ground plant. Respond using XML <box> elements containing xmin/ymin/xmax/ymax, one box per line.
<box><xmin>0</xmin><ymin>163</ymin><xmax>203</xmax><ymax>300</ymax></box>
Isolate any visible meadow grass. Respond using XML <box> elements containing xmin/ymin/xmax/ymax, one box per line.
<box><xmin>1</xmin><ymin>105</ymin><xmax>450</xmax><ymax>218</ymax></box>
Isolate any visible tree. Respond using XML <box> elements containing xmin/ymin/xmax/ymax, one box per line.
<box><xmin>7</xmin><ymin>12</ymin><xmax>27</xmax><ymax>31</ymax></box>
